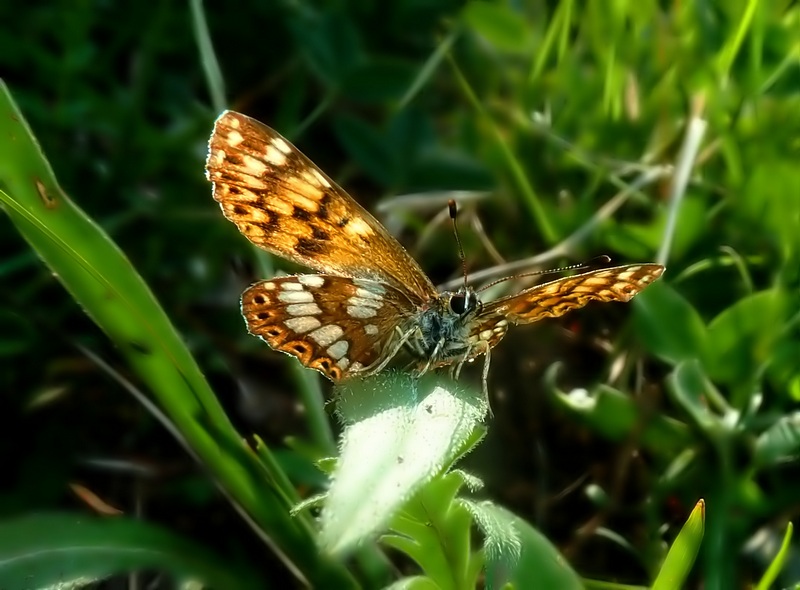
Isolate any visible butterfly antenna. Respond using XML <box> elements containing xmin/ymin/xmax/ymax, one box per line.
<box><xmin>476</xmin><ymin>255</ymin><xmax>612</xmax><ymax>293</ymax></box>
<box><xmin>448</xmin><ymin>199</ymin><xmax>469</xmax><ymax>290</ymax></box>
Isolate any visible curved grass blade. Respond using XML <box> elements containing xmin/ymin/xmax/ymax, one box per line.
<box><xmin>0</xmin><ymin>80</ymin><xmax>355</xmax><ymax>588</ymax></box>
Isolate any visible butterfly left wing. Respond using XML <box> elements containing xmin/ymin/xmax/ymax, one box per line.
<box><xmin>468</xmin><ymin>264</ymin><xmax>665</xmax><ymax>350</ymax></box>
<box><xmin>206</xmin><ymin>111</ymin><xmax>437</xmax><ymax>303</ymax></box>
<box><xmin>240</xmin><ymin>274</ymin><xmax>417</xmax><ymax>381</ymax></box>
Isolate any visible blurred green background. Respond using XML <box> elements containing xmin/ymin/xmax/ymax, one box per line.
<box><xmin>2</xmin><ymin>0</ymin><xmax>800</xmax><ymax>588</ymax></box>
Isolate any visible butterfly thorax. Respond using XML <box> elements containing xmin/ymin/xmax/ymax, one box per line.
<box><xmin>407</xmin><ymin>288</ymin><xmax>491</xmax><ymax>367</ymax></box>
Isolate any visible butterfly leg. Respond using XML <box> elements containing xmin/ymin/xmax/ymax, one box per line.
<box><xmin>421</xmin><ymin>338</ymin><xmax>445</xmax><ymax>374</ymax></box>
<box><xmin>452</xmin><ymin>347</ymin><xmax>474</xmax><ymax>380</ymax></box>
<box><xmin>363</xmin><ymin>326</ymin><xmax>417</xmax><ymax>375</ymax></box>
<box><xmin>478</xmin><ymin>343</ymin><xmax>493</xmax><ymax>418</ymax></box>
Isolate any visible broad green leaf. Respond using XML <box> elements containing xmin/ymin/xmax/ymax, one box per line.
<box><xmin>320</xmin><ymin>373</ymin><xmax>487</xmax><ymax>555</ymax></box>
<box><xmin>632</xmin><ymin>280</ymin><xmax>707</xmax><ymax>365</ymax></box>
<box><xmin>385</xmin><ymin>472</ymin><xmax>478</xmax><ymax>590</ymax></box>
<box><xmin>754</xmin><ymin>412</ymin><xmax>800</xmax><ymax>469</ymax></box>
<box><xmin>705</xmin><ymin>289</ymin><xmax>793</xmax><ymax>385</ymax></box>
<box><xmin>552</xmin><ymin>378</ymin><xmax>692</xmax><ymax>459</ymax></box>
<box><xmin>0</xmin><ymin>513</ymin><xmax>264</xmax><ymax>590</ymax></box>
<box><xmin>766</xmin><ymin>339</ymin><xmax>800</xmax><ymax>402</ymax></box>
<box><xmin>739</xmin><ymin>161</ymin><xmax>800</xmax><ymax>265</ymax></box>
<box><xmin>480</xmin><ymin>504</ymin><xmax>582</xmax><ymax>590</ymax></box>
<box><xmin>667</xmin><ymin>360</ymin><xmax>725</xmax><ymax>435</ymax></box>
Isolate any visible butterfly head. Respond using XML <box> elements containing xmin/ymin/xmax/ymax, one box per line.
<box><xmin>446</xmin><ymin>287</ymin><xmax>480</xmax><ymax>317</ymax></box>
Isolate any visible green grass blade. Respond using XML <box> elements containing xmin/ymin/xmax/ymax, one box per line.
<box><xmin>0</xmin><ymin>513</ymin><xmax>266</xmax><ymax>590</ymax></box>
<box><xmin>755</xmin><ymin>522</ymin><xmax>793</xmax><ymax>590</ymax></box>
<box><xmin>652</xmin><ymin>499</ymin><xmax>705</xmax><ymax>590</ymax></box>
<box><xmin>0</xmin><ymin>80</ymin><xmax>355</xmax><ymax>588</ymax></box>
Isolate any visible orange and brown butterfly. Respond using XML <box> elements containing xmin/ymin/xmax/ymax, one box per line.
<box><xmin>206</xmin><ymin>110</ymin><xmax>664</xmax><ymax>386</ymax></box>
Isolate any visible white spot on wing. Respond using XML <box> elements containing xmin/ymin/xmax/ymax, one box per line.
<box><xmin>272</xmin><ymin>136</ymin><xmax>292</xmax><ymax>155</ymax></box>
<box><xmin>298</xmin><ymin>275</ymin><xmax>325</xmax><ymax>288</ymax></box>
<box><xmin>350</xmin><ymin>361</ymin><xmax>364</xmax><ymax>372</ymax></box>
<box><xmin>336</xmin><ymin>357</ymin><xmax>350</xmax><ymax>370</ymax></box>
<box><xmin>281</xmin><ymin>282</ymin><xmax>304</xmax><ymax>291</ymax></box>
<box><xmin>345</xmin><ymin>217</ymin><xmax>373</xmax><ymax>237</ymax></box>
<box><xmin>284</xmin><ymin>316</ymin><xmax>322</xmax><ymax>333</ymax></box>
<box><xmin>348</xmin><ymin>296</ymin><xmax>382</xmax><ymax>309</ymax></box>
<box><xmin>265</xmin><ymin>145</ymin><xmax>287</xmax><ymax>166</ymax></box>
<box><xmin>480</xmin><ymin>329</ymin><xmax>493</xmax><ymax>340</ymax></box>
<box><xmin>309</xmin><ymin>325</ymin><xmax>344</xmax><ymax>347</ymax></box>
<box><xmin>286</xmin><ymin>303</ymin><xmax>322</xmax><ymax>316</ymax></box>
<box><xmin>278</xmin><ymin>290</ymin><xmax>314</xmax><ymax>304</ymax></box>
<box><xmin>243</xmin><ymin>155</ymin><xmax>267</xmax><ymax>176</ymax></box>
<box><xmin>312</xmin><ymin>168</ymin><xmax>331</xmax><ymax>188</ymax></box>
<box><xmin>355</xmin><ymin>287</ymin><xmax>383</xmax><ymax>301</ymax></box>
<box><xmin>227</xmin><ymin>130</ymin><xmax>244</xmax><ymax>146</ymax></box>
<box><xmin>364</xmin><ymin>324</ymin><xmax>379</xmax><ymax>336</ymax></box>
<box><xmin>353</xmin><ymin>279</ymin><xmax>385</xmax><ymax>294</ymax></box>
<box><xmin>348</xmin><ymin>305</ymin><xmax>378</xmax><ymax>319</ymax></box>
<box><xmin>326</xmin><ymin>340</ymin><xmax>349</xmax><ymax>360</ymax></box>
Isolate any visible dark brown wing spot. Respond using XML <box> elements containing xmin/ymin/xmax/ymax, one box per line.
<box><xmin>252</xmin><ymin>295</ymin><xmax>266</xmax><ymax>305</ymax></box>
<box><xmin>295</xmin><ymin>237</ymin><xmax>326</xmax><ymax>256</ymax></box>
<box><xmin>260</xmin><ymin>209</ymin><xmax>281</xmax><ymax>232</ymax></box>
<box><xmin>337</xmin><ymin>216</ymin><xmax>350</xmax><ymax>228</ymax></box>
<box><xmin>292</xmin><ymin>206</ymin><xmax>312</xmax><ymax>221</ymax></box>
<box><xmin>280</xmin><ymin>340</ymin><xmax>314</xmax><ymax>363</ymax></box>
<box><xmin>317</xmin><ymin>194</ymin><xmax>331</xmax><ymax>220</ymax></box>
<box><xmin>256</xmin><ymin>311</ymin><xmax>271</xmax><ymax>320</ymax></box>
<box><xmin>233</xmin><ymin>204</ymin><xmax>248</xmax><ymax>215</ymax></box>
<box><xmin>266</xmin><ymin>328</ymin><xmax>281</xmax><ymax>337</ymax></box>
<box><xmin>311</xmin><ymin>227</ymin><xmax>330</xmax><ymax>241</ymax></box>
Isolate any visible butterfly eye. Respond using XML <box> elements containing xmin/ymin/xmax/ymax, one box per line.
<box><xmin>449</xmin><ymin>294</ymin><xmax>469</xmax><ymax>315</ymax></box>
<box><xmin>449</xmin><ymin>292</ymin><xmax>479</xmax><ymax>316</ymax></box>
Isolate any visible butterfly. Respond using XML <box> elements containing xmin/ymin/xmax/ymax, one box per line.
<box><xmin>206</xmin><ymin>110</ymin><xmax>664</xmax><ymax>390</ymax></box>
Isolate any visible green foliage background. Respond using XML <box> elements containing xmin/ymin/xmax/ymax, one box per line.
<box><xmin>1</xmin><ymin>0</ymin><xmax>799</xmax><ymax>588</ymax></box>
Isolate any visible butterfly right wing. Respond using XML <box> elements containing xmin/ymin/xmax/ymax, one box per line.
<box><xmin>207</xmin><ymin>111</ymin><xmax>437</xmax><ymax>303</ymax></box>
<box><xmin>465</xmin><ymin>264</ymin><xmax>665</xmax><ymax>352</ymax></box>
<box><xmin>241</xmin><ymin>274</ymin><xmax>417</xmax><ymax>381</ymax></box>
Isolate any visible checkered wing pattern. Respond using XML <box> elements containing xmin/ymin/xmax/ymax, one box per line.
<box><xmin>206</xmin><ymin>110</ymin><xmax>436</xmax><ymax>302</ymax></box>
<box><xmin>241</xmin><ymin>274</ymin><xmax>416</xmax><ymax>381</ymax></box>
<box><xmin>470</xmin><ymin>264</ymin><xmax>665</xmax><ymax>349</ymax></box>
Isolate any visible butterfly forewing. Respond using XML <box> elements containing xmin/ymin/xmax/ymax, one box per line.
<box><xmin>206</xmin><ymin>111</ymin><xmax>436</xmax><ymax>302</ymax></box>
<box><xmin>241</xmin><ymin>274</ymin><xmax>417</xmax><ymax>381</ymax></box>
<box><xmin>474</xmin><ymin>264</ymin><xmax>664</xmax><ymax>339</ymax></box>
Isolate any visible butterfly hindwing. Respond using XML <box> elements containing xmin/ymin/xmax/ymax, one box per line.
<box><xmin>241</xmin><ymin>274</ymin><xmax>417</xmax><ymax>381</ymax></box>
